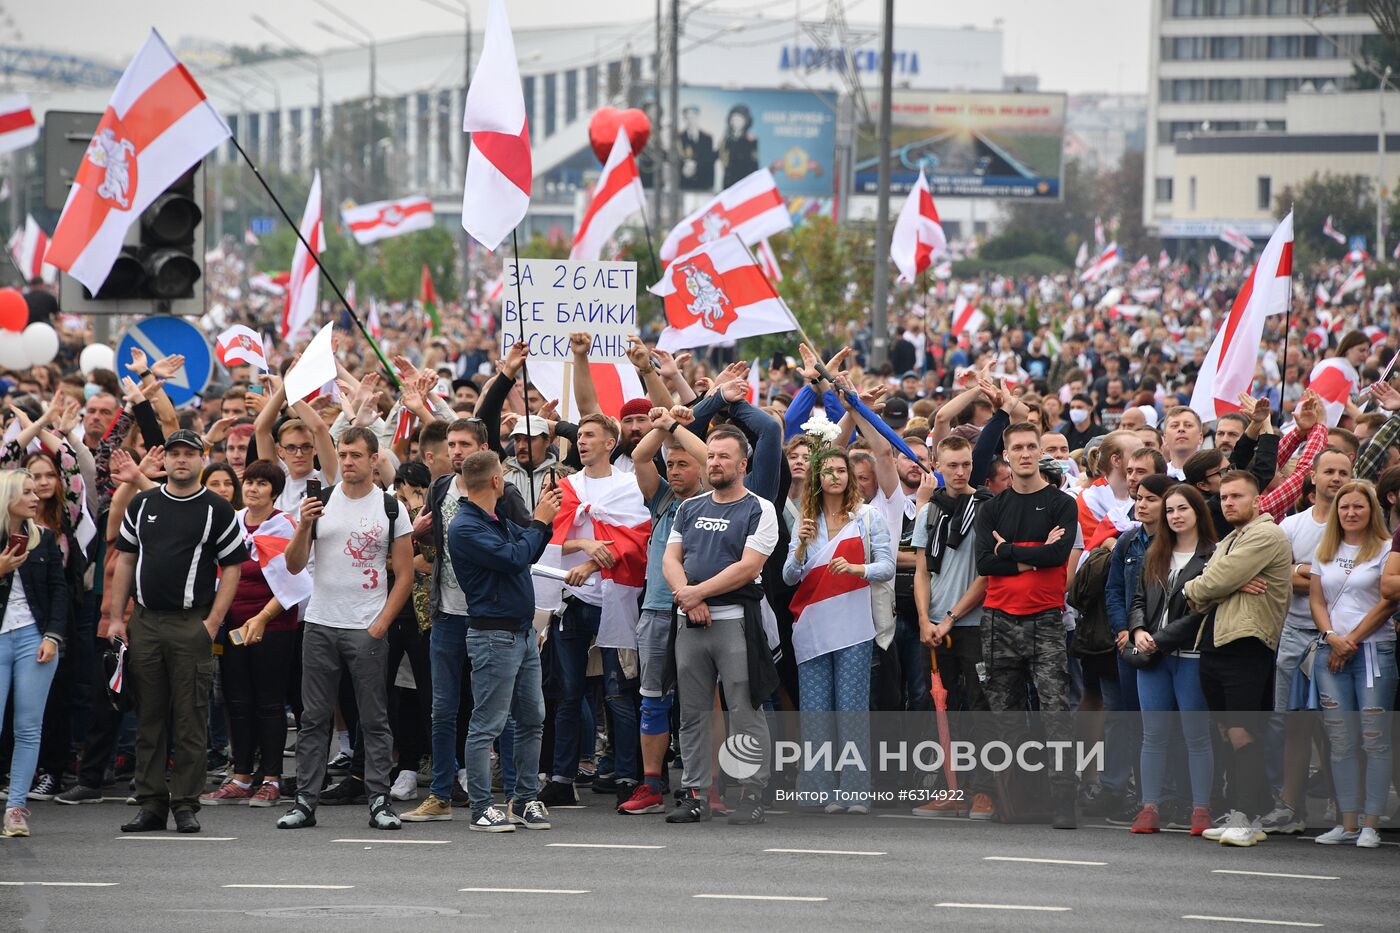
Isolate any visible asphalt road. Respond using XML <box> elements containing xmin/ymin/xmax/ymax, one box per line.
<box><xmin>3</xmin><ymin>787</ymin><xmax>1396</xmax><ymax>933</ymax></box>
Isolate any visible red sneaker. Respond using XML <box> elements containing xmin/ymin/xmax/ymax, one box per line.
<box><xmin>618</xmin><ymin>783</ymin><xmax>665</xmax><ymax>815</ymax></box>
<box><xmin>968</xmin><ymin>793</ymin><xmax>997</xmax><ymax>821</ymax></box>
<box><xmin>1190</xmin><ymin>806</ymin><xmax>1213</xmax><ymax>836</ymax></box>
<box><xmin>248</xmin><ymin>782</ymin><xmax>282</xmax><ymax>809</ymax></box>
<box><xmin>1129</xmin><ymin>805</ymin><xmax>1160</xmax><ymax>834</ymax></box>
<box><xmin>200</xmin><ymin>782</ymin><xmax>253</xmax><ymax>805</ymax></box>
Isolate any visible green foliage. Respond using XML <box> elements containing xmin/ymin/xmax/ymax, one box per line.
<box><xmin>254</xmin><ymin>224</ymin><xmax>361</xmax><ymax>299</ymax></box>
<box><xmin>1002</xmin><ymin>151</ymin><xmax>1158</xmax><ymax>261</ymax></box>
<box><xmin>979</xmin><ymin>227</ymin><xmax>1070</xmax><ymax>264</ymax></box>
<box><xmin>1274</xmin><ymin>172</ymin><xmax>1377</xmax><ymax>266</ymax></box>
<box><xmin>952</xmin><ymin>253</ymin><xmax>1069</xmax><ymax>278</ymax></box>
<box><xmin>255</xmin><ymin>226</ymin><xmax>459</xmax><ymax>305</ymax></box>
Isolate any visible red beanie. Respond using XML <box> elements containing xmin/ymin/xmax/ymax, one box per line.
<box><xmin>619</xmin><ymin>398</ymin><xmax>653</xmax><ymax>420</ymax></box>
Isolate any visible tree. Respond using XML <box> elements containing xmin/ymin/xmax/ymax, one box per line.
<box><xmin>254</xmin><ymin>224</ymin><xmax>363</xmax><ymax>296</ymax></box>
<box><xmin>1000</xmin><ymin>153</ymin><xmax>1159</xmax><ymax>262</ymax></box>
<box><xmin>1356</xmin><ymin>1</ymin><xmax>1400</xmax><ymax>88</ymax></box>
<box><xmin>1274</xmin><ymin>171</ymin><xmax>1376</xmax><ymax>265</ymax></box>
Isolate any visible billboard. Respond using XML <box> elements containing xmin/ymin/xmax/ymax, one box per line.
<box><xmin>855</xmin><ymin>91</ymin><xmax>1066</xmax><ymax>200</ymax></box>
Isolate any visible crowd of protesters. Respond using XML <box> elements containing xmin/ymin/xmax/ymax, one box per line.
<box><xmin>0</xmin><ymin>247</ymin><xmax>1397</xmax><ymax>853</ymax></box>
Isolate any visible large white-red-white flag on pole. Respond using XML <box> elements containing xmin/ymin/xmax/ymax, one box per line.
<box><xmin>215</xmin><ymin>324</ymin><xmax>269</xmax><ymax>371</ymax></box>
<box><xmin>1190</xmin><ymin>211</ymin><xmax>1293</xmax><ymax>423</ymax></box>
<box><xmin>281</xmin><ymin>170</ymin><xmax>322</xmax><ymax>341</ymax></box>
<box><xmin>1322</xmin><ymin>215</ymin><xmax>1347</xmax><ymax>245</ymax></box>
<box><xmin>1220</xmin><ymin>228</ymin><xmax>1254</xmax><ymax>253</ymax></box>
<box><xmin>341</xmin><ymin>196</ymin><xmax>434</xmax><ymax>245</ymax></box>
<box><xmin>650</xmin><ymin>234</ymin><xmax>799</xmax><ymax>351</ymax></box>
<box><xmin>789</xmin><ymin>514</ymin><xmax>876</xmax><ymax>665</ymax></box>
<box><xmin>1079</xmin><ymin>242</ymin><xmax>1119</xmax><ymax>283</ymax></box>
<box><xmin>659</xmin><ymin>168</ymin><xmax>790</xmax><ymax>261</ymax></box>
<box><xmin>0</xmin><ymin>94</ymin><xmax>38</xmax><ymax>155</ymax></box>
<box><xmin>1308</xmin><ymin>357</ymin><xmax>1360</xmax><ymax>427</ymax></box>
<box><xmin>570</xmin><ymin>127</ymin><xmax>645</xmax><ymax>261</ymax></box>
<box><xmin>10</xmin><ymin>215</ymin><xmax>55</xmax><ymax>283</ymax></box>
<box><xmin>45</xmin><ymin>30</ymin><xmax>230</xmax><ymax>293</ymax></box>
<box><xmin>890</xmin><ymin>167</ymin><xmax>947</xmax><ymax>283</ymax></box>
<box><xmin>461</xmin><ymin>0</ymin><xmax>530</xmax><ymax>251</ymax></box>
<box><xmin>1333</xmin><ymin>264</ymin><xmax>1366</xmax><ymax>302</ymax></box>
<box><xmin>755</xmin><ymin>238</ymin><xmax>783</xmax><ymax>281</ymax></box>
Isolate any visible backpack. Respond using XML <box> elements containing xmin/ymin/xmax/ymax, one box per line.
<box><xmin>1067</xmin><ymin>543</ymin><xmax>1115</xmax><ymax>658</ymax></box>
<box><xmin>313</xmin><ymin>484</ymin><xmax>400</xmax><ymax>544</ymax></box>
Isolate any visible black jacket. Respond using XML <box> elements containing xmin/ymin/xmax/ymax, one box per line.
<box><xmin>1128</xmin><ymin>542</ymin><xmax>1213</xmax><ymax>652</ymax></box>
<box><xmin>1</xmin><ymin>528</ymin><xmax>69</xmax><ymax>648</ymax></box>
<box><xmin>426</xmin><ymin>472</ymin><xmax>529</xmax><ymax>619</ymax></box>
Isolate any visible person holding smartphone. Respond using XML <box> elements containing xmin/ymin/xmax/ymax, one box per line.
<box><xmin>0</xmin><ymin>470</ymin><xmax>68</xmax><ymax>838</ymax></box>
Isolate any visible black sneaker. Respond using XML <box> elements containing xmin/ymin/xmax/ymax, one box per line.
<box><xmin>614</xmin><ymin>779</ymin><xmax>638</xmax><ymax>809</ymax></box>
<box><xmin>1052</xmin><ymin>793</ymin><xmax>1078</xmax><ymax>830</ymax></box>
<box><xmin>327</xmin><ymin>753</ymin><xmax>353</xmax><ymax>775</ymax></box>
<box><xmin>666</xmin><ymin>788</ymin><xmax>711</xmax><ymax>824</ymax></box>
<box><xmin>538</xmin><ymin>780</ymin><xmax>578</xmax><ymax>807</ymax></box>
<box><xmin>1084</xmin><ymin>788</ymin><xmax>1122</xmax><ymax>819</ymax></box>
<box><xmin>29</xmin><ymin>771</ymin><xmax>59</xmax><ymax>801</ymax></box>
<box><xmin>450</xmin><ymin>783</ymin><xmax>471</xmax><ymax>808</ymax></box>
<box><xmin>591</xmin><ymin>772</ymin><xmax>619</xmax><ymax>794</ymax></box>
<box><xmin>320</xmin><ymin>776</ymin><xmax>367</xmax><ymax>806</ymax></box>
<box><xmin>727</xmin><ymin>788</ymin><xmax>766</xmax><ymax>825</ymax></box>
<box><xmin>55</xmin><ymin>784</ymin><xmax>103</xmax><ymax>805</ymax></box>
<box><xmin>1104</xmin><ymin>798</ymin><xmax>1142</xmax><ymax>826</ymax></box>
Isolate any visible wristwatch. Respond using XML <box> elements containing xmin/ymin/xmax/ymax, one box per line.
<box><xmin>944</xmin><ymin>610</ymin><xmax>957</xmax><ymax>624</ymax></box>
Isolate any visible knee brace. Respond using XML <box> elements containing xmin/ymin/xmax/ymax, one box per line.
<box><xmin>640</xmin><ymin>694</ymin><xmax>673</xmax><ymax>736</ymax></box>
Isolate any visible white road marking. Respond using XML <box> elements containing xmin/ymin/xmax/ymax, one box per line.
<box><xmin>332</xmin><ymin>838</ymin><xmax>451</xmax><ymax>845</ymax></box>
<box><xmin>115</xmin><ymin>836</ymin><xmax>237</xmax><ymax>841</ymax></box>
<box><xmin>0</xmin><ymin>882</ymin><xmax>120</xmax><ymax>887</ymax></box>
<box><xmin>223</xmin><ymin>884</ymin><xmax>353</xmax><ymax>890</ymax></box>
<box><xmin>460</xmin><ymin>887</ymin><xmax>589</xmax><ymax>895</ymax></box>
<box><xmin>545</xmin><ymin>843</ymin><xmax>665</xmax><ymax>850</ymax></box>
<box><xmin>1182</xmin><ymin>916</ymin><xmax>1323</xmax><ymax>928</ymax></box>
<box><xmin>1211</xmin><ymin>870</ymin><xmax>1339</xmax><ymax>881</ymax></box>
<box><xmin>1084</xmin><ymin>823</ymin><xmax>1190</xmax><ymax>834</ymax></box>
<box><xmin>764</xmin><ymin>848</ymin><xmax>886</xmax><ymax>856</ymax></box>
<box><xmin>984</xmin><ymin>856</ymin><xmax>1106</xmax><ymax>867</ymax></box>
<box><xmin>937</xmin><ymin>903</ymin><xmax>1072</xmax><ymax>912</ymax></box>
<box><xmin>693</xmin><ymin>894</ymin><xmax>828</xmax><ymax>902</ymax></box>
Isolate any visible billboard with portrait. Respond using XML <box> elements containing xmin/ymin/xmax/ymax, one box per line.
<box><xmin>855</xmin><ymin>90</ymin><xmax>1066</xmax><ymax>200</ymax></box>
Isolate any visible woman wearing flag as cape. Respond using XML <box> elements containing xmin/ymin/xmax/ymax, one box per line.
<box><xmin>783</xmin><ymin>416</ymin><xmax>895</xmax><ymax>813</ymax></box>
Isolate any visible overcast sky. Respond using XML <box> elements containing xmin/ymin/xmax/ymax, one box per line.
<box><xmin>19</xmin><ymin>0</ymin><xmax>1150</xmax><ymax>95</ymax></box>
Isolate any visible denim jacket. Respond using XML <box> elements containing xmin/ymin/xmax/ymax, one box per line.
<box><xmin>1106</xmin><ymin>524</ymin><xmax>1150</xmax><ymax>635</ymax></box>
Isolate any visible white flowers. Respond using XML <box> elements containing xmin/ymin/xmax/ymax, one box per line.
<box><xmin>801</xmin><ymin>411</ymin><xmax>841</xmax><ymax>446</ymax></box>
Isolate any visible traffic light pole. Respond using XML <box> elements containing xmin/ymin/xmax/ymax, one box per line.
<box><xmin>227</xmin><ymin>135</ymin><xmax>401</xmax><ymax>390</ymax></box>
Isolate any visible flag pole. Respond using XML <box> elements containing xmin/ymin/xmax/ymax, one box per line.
<box><xmin>1278</xmin><ymin>201</ymin><xmax>1294</xmax><ymax>412</ymax></box>
<box><xmin>227</xmin><ymin>137</ymin><xmax>400</xmax><ymax>390</ymax></box>
<box><xmin>510</xmin><ymin>226</ymin><xmax>537</xmax><ymax>511</ymax></box>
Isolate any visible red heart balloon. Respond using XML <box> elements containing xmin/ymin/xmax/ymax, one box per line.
<box><xmin>0</xmin><ymin>287</ymin><xmax>28</xmax><ymax>332</ymax></box>
<box><xmin>588</xmin><ymin>107</ymin><xmax>651</xmax><ymax>164</ymax></box>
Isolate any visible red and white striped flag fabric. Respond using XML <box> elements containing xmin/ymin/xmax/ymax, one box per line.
<box><xmin>1208</xmin><ymin>244</ymin><xmax>1220</xmax><ymax>267</ymax></box>
<box><xmin>1305</xmin><ymin>325</ymin><xmax>1328</xmax><ymax>351</ymax></box>
<box><xmin>747</xmin><ymin>357</ymin><xmax>761</xmax><ymax>404</ymax></box>
<box><xmin>1190</xmin><ymin>211</ymin><xmax>1293</xmax><ymax>422</ymax></box>
<box><xmin>1308</xmin><ymin>357</ymin><xmax>1359</xmax><ymax>427</ymax></box>
<box><xmin>526</xmin><ymin>359</ymin><xmax>644</xmax><ymax>421</ymax></box>
<box><xmin>1131</xmin><ymin>254</ymin><xmax>1149</xmax><ymax>275</ymax></box>
<box><xmin>1345</xmin><ymin>247</ymin><xmax>1368</xmax><ymax>264</ymax></box>
<box><xmin>10</xmin><ymin>215</ymin><xmax>55</xmax><ymax>283</ymax></box>
<box><xmin>461</xmin><ymin>0</ymin><xmax>531</xmax><ymax>251</ymax></box>
<box><xmin>1158</xmin><ymin>249</ymin><xmax>1170</xmax><ymax>270</ymax></box>
<box><xmin>0</xmin><ymin>93</ymin><xmax>38</xmax><ymax>155</ymax></box>
<box><xmin>1132</xmin><ymin>287</ymin><xmax>1161</xmax><ymax>303</ymax></box>
<box><xmin>215</xmin><ymin>324</ymin><xmax>269</xmax><ymax>371</ymax></box>
<box><xmin>1093</xmin><ymin>216</ymin><xmax>1105</xmax><ymax>250</ymax></box>
<box><xmin>483</xmin><ymin>273</ymin><xmax>505</xmax><ymax>305</ymax></box>
<box><xmin>367</xmin><ymin>296</ymin><xmax>383</xmax><ymax>340</ymax></box>
<box><xmin>1335</xmin><ymin>264</ymin><xmax>1366</xmax><ymax>302</ymax></box>
<box><xmin>536</xmin><ymin>473</ymin><xmax>652</xmax><ymax>650</ymax></box>
<box><xmin>1079</xmin><ymin>242</ymin><xmax>1119</xmax><ymax>283</ymax></box>
<box><xmin>342</xmin><ymin>195</ymin><xmax>434</xmax><ymax>245</ymax></box>
<box><xmin>1323</xmin><ymin>215</ymin><xmax>1347</xmax><ymax>245</ymax></box>
<box><xmin>243</xmin><ymin>227</ymin><xmax>259</xmax><ymax>246</ymax></box>
<box><xmin>755</xmin><ymin>237</ymin><xmax>783</xmax><ymax>281</ymax></box>
<box><xmin>659</xmin><ymin>167</ymin><xmax>791</xmax><ymax>262</ymax></box>
<box><xmin>1074</xmin><ymin>240</ymin><xmax>1088</xmax><ymax>269</ymax></box>
<box><xmin>1393</xmin><ymin>238</ymin><xmax>1400</xmax><ymax>261</ymax></box>
<box><xmin>249</xmin><ymin>271</ymin><xmax>286</xmax><ymax>295</ymax></box>
<box><xmin>243</xmin><ymin>511</ymin><xmax>313</xmax><ymax>610</ymax></box>
<box><xmin>46</xmin><ymin>31</ymin><xmax>229</xmax><ymax>293</ymax></box>
<box><xmin>392</xmin><ymin>407</ymin><xmax>419</xmax><ymax>446</ymax></box>
<box><xmin>650</xmin><ymin>234</ymin><xmax>799</xmax><ymax>351</ymax></box>
<box><xmin>281</xmin><ymin>170</ymin><xmax>323</xmax><ymax>340</ymax></box>
<box><xmin>571</xmin><ymin>127</ymin><xmax>645</xmax><ymax>261</ymax></box>
<box><xmin>789</xmin><ymin>512</ymin><xmax>876</xmax><ymax>665</ymax></box>
<box><xmin>890</xmin><ymin>167</ymin><xmax>947</xmax><ymax>283</ymax></box>
<box><xmin>1220</xmin><ymin>228</ymin><xmax>1254</xmax><ymax>253</ymax></box>
<box><xmin>950</xmin><ymin>293</ymin><xmax>985</xmax><ymax>337</ymax></box>
<box><xmin>1315</xmin><ymin>283</ymin><xmax>1331</xmax><ymax>309</ymax></box>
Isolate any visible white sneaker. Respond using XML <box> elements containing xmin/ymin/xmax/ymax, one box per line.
<box><xmin>1258</xmin><ymin>804</ymin><xmax>1304</xmax><ymax>834</ymax></box>
<box><xmin>1356</xmin><ymin>828</ymin><xmax>1381</xmax><ymax>849</ymax></box>
<box><xmin>390</xmin><ymin>769</ymin><xmax>418</xmax><ymax>802</ymax></box>
<box><xmin>1202</xmin><ymin>809</ymin><xmax>1249</xmax><ymax>841</ymax></box>
<box><xmin>1314</xmin><ymin>825</ymin><xmax>1360</xmax><ymax>845</ymax></box>
<box><xmin>1220</xmin><ymin>824</ymin><xmax>1264</xmax><ymax>847</ymax></box>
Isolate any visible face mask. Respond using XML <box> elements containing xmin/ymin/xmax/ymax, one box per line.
<box><xmin>1069</xmin><ymin>408</ymin><xmax>1090</xmax><ymax>426</ymax></box>
<box><xmin>84</xmin><ymin>383</ymin><xmax>102</xmax><ymax>401</ymax></box>
<box><xmin>1056</xmin><ymin>458</ymin><xmax>1079</xmax><ymax>478</ymax></box>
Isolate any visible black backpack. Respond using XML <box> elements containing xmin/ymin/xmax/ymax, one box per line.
<box><xmin>313</xmin><ymin>484</ymin><xmax>400</xmax><ymax>544</ymax></box>
<box><xmin>1067</xmin><ymin>540</ymin><xmax>1116</xmax><ymax>658</ymax></box>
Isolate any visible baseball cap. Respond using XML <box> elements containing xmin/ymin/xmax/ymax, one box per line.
<box><xmin>882</xmin><ymin>396</ymin><xmax>910</xmax><ymax>429</ymax></box>
<box><xmin>510</xmin><ymin>415</ymin><xmax>551</xmax><ymax>438</ymax></box>
<box><xmin>164</xmin><ymin>429</ymin><xmax>205</xmax><ymax>451</ymax></box>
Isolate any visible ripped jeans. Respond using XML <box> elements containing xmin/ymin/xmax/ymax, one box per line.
<box><xmin>1315</xmin><ymin>641</ymin><xmax>1397</xmax><ymax>818</ymax></box>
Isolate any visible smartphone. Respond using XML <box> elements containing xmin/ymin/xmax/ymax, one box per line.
<box><xmin>247</xmin><ymin>384</ymin><xmax>264</xmax><ymax>396</ymax></box>
<box><xmin>304</xmin><ymin>478</ymin><xmax>322</xmax><ymax>500</ymax></box>
<box><xmin>228</xmin><ymin>629</ymin><xmax>245</xmax><ymax>646</ymax></box>
<box><xmin>7</xmin><ymin>533</ymin><xmax>27</xmax><ymax>553</ymax></box>
<box><xmin>546</xmin><ymin>466</ymin><xmax>558</xmax><ymax>490</ymax></box>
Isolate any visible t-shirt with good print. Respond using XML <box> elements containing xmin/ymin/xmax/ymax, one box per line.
<box><xmin>306</xmin><ymin>485</ymin><xmax>411</xmax><ymax>630</ymax></box>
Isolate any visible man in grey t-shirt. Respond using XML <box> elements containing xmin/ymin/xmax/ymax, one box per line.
<box><xmin>663</xmin><ymin>427</ymin><xmax>777</xmax><ymax>826</ymax></box>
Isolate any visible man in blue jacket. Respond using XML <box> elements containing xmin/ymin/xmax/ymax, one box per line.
<box><xmin>447</xmin><ymin>450</ymin><xmax>561</xmax><ymax>834</ymax></box>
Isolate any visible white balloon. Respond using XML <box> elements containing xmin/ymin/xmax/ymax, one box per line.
<box><xmin>21</xmin><ymin>323</ymin><xmax>60</xmax><ymax>367</ymax></box>
<box><xmin>80</xmin><ymin>343</ymin><xmax>115</xmax><ymax>376</ymax></box>
<box><xmin>0</xmin><ymin>336</ymin><xmax>31</xmax><ymax>371</ymax></box>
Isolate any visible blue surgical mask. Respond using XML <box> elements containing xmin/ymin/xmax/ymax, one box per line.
<box><xmin>83</xmin><ymin>383</ymin><xmax>102</xmax><ymax>401</ymax></box>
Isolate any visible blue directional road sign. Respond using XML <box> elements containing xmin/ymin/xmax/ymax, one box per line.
<box><xmin>116</xmin><ymin>316</ymin><xmax>214</xmax><ymax>409</ymax></box>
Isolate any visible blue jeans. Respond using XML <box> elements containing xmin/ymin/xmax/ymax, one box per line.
<box><xmin>797</xmin><ymin>639</ymin><xmax>873</xmax><ymax>801</ymax></box>
<box><xmin>550</xmin><ymin>601</ymin><xmax>599</xmax><ymax>781</ymax></box>
<box><xmin>892</xmin><ymin>610</ymin><xmax>931</xmax><ymax>711</ymax></box>
<box><xmin>602</xmin><ymin>648</ymin><xmax>640</xmax><ymax>783</ymax></box>
<box><xmin>1316</xmin><ymin>641</ymin><xmax>1398</xmax><ymax>817</ymax></box>
<box><xmin>1098</xmin><ymin>653</ymin><xmax>1141</xmax><ymax>796</ymax></box>
<box><xmin>429</xmin><ymin>613</ymin><xmax>468</xmax><ymax>801</ymax></box>
<box><xmin>1136</xmin><ymin>653</ymin><xmax>1213</xmax><ymax>808</ymax></box>
<box><xmin>0</xmin><ymin>624</ymin><xmax>60</xmax><ymax>808</ymax></box>
<box><xmin>465</xmin><ymin>628</ymin><xmax>545</xmax><ymax>814</ymax></box>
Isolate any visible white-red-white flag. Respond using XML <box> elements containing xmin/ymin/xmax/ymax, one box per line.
<box><xmin>1079</xmin><ymin>242</ymin><xmax>1119</xmax><ymax>283</ymax></box>
<box><xmin>1190</xmin><ymin>212</ymin><xmax>1293</xmax><ymax>423</ymax></box>
<box><xmin>1074</xmin><ymin>240</ymin><xmax>1088</xmax><ymax>269</ymax></box>
<box><xmin>461</xmin><ymin>0</ymin><xmax>530</xmax><ymax>251</ymax></box>
<box><xmin>1093</xmin><ymin>216</ymin><xmax>1105</xmax><ymax>250</ymax></box>
<box><xmin>1308</xmin><ymin>357</ymin><xmax>1359</xmax><ymax>426</ymax></box>
<box><xmin>1131</xmin><ymin>254</ymin><xmax>1149</xmax><ymax>275</ymax></box>
<box><xmin>949</xmin><ymin>293</ymin><xmax>986</xmax><ymax>337</ymax></box>
<box><xmin>747</xmin><ymin>357</ymin><xmax>761</xmax><ymax>404</ymax></box>
<box><xmin>215</xmin><ymin>324</ymin><xmax>269</xmax><ymax>371</ymax></box>
<box><xmin>1220</xmin><ymin>228</ymin><xmax>1254</xmax><ymax>253</ymax></box>
<box><xmin>0</xmin><ymin>93</ymin><xmax>38</xmax><ymax>155</ymax></box>
<box><xmin>1322</xmin><ymin>215</ymin><xmax>1347</xmax><ymax>245</ymax></box>
<box><xmin>1334</xmin><ymin>264</ymin><xmax>1366</xmax><ymax>303</ymax></box>
<box><xmin>570</xmin><ymin>127</ymin><xmax>645</xmax><ymax>261</ymax></box>
<box><xmin>243</xmin><ymin>511</ymin><xmax>313</xmax><ymax>609</ymax></box>
<box><xmin>1207</xmin><ymin>244</ymin><xmax>1220</xmax><ymax>267</ymax></box>
<box><xmin>281</xmin><ymin>171</ymin><xmax>322</xmax><ymax>341</ymax></box>
<box><xmin>243</xmin><ymin>227</ymin><xmax>259</xmax><ymax>247</ymax></box>
<box><xmin>10</xmin><ymin>215</ymin><xmax>55</xmax><ymax>283</ymax></box>
<box><xmin>367</xmin><ymin>296</ymin><xmax>383</xmax><ymax>340</ymax></box>
<box><xmin>342</xmin><ymin>195</ymin><xmax>434</xmax><ymax>245</ymax></box>
<box><xmin>659</xmin><ymin>168</ymin><xmax>790</xmax><ymax>262</ymax></box>
<box><xmin>650</xmin><ymin>234</ymin><xmax>799</xmax><ymax>351</ymax></box>
<box><xmin>1157</xmin><ymin>249</ymin><xmax>1170</xmax><ymax>270</ymax></box>
<box><xmin>526</xmin><ymin>359</ymin><xmax>644</xmax><ymax>421</ymax></box>
<box><xmin>1345</xmin><ymin>247</ymin><xmax>1369</xmax><ymax>264</ymax></box>
<box><xmin>45</xmin><ymin>31</ymin><xmax>230</xmax><ymax>293</ymax></box>
<box><xmin>249</xmin><ymin>271</ymin><xmax>286</xmax><ymax>296</ymax></box>
<box><xmin>755</xmin><ymin>238</ymin><xmax>783</xmax><ymax>282</ymax></box>
<box><xmin>890</xmin><ymin>167</ymin><xmax>947</xmax><ymax>284</ymax></box>
<box><xmin>789</xmin><ymin>513</ymin><xmax>875</xmax><ymax>665</ymax></box>
<box><xmin>1315</xmin><ymin>283</ymin><xmax>1331</xmax><ymax>309</ymax></box>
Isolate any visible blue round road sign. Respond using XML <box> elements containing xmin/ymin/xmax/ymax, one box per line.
<box><xmin>116</xmin><ymin>316</ymin><xmax>214</xmax><ymax>409</ymax></box>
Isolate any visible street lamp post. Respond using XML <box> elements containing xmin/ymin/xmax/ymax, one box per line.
<box><xmin>1379</xmin><ymin>66</ymin><xmax>1392</xmax><ymax>261</ymax></box>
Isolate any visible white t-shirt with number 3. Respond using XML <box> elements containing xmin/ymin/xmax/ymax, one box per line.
<box><xmin>305</xmin><ymin>485</ymin><xmax>411</xmax><ymax>630</ymax></box>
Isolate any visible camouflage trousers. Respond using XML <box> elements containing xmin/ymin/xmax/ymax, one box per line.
<box><xmin>981</xmin><ymin>607</ymin><xmax>1077</xmax><ymax>789</ymax></box>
